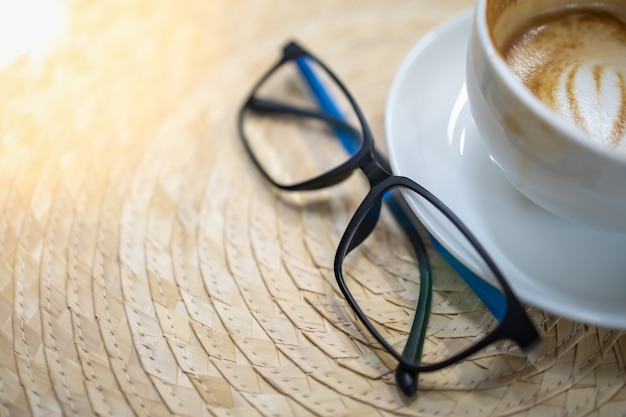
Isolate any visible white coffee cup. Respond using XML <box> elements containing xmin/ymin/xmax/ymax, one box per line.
<box><xmin>466</xmin><ymin>0</ymin><xmax>626</xmax><ymax>233</ymax></box>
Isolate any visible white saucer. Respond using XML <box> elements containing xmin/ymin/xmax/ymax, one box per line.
<box><xmin>385</xmin><ymin>10</ymin><xmax>626</xmax><ymax>329</ymax></box>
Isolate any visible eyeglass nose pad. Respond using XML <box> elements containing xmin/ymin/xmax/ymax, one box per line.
<box><xmin>395</xmin><ymin>366</ymin><xmax>418</xmax><ymax>397</ymax></box>
<box><xmin>346</xmin><ymin>199</ymin><xmax>382</xmax><ymax>254</ymax></box>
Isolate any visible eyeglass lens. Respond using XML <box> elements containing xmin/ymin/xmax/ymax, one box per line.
<box><xmin>340</xmin><ymin>186</ymin><xmax>515</xmax><ymax>371</ymax></box>
<box><xmin>241</xmin><ymin>58</ymin><xmax>363</xmax><ymax>187</ymax></box>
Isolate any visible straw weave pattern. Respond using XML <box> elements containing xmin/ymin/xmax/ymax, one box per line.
<box><xmin>1</xmin><ymin>1</ymin><xmax>625</xmax><ymax>416</ymax></box>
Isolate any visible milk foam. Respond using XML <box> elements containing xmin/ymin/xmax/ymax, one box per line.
<box><xmin>554</xmin><ymin>63</ymin><xmax>626</xmax><ymax>149</ymax></box>
<box><xmin>504</xmin><ymin>10</ymin><xmax>626</xmax><ymax>153</ymax></box>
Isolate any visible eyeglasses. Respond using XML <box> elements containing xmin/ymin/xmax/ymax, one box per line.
<box><xmin>237</xmin><ymin>40</ymin><xmax>540</xmax><ymax>396</ymax></box>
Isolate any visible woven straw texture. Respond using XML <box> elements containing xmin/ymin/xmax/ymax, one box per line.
<box><xmin>1</xmin><ymin>1</ymin><xmax>625</xmax><ymax>416</ymax></box>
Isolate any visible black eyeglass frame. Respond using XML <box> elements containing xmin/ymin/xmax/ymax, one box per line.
<box><xmin>237</xmin><ymin>40</ymin><xmax>539</xmax><ymax>375</ymax></box>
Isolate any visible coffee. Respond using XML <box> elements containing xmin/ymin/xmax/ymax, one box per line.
<box><xmin>502</xmin><ymin>9</ymin><xmax>626</xmax><ymax>152</ymax></box>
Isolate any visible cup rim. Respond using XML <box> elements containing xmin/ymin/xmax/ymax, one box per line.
<box><xmin>474</xmin><ymin>0</ymin><xmax>626</xmax><ymax>166</ymax></box>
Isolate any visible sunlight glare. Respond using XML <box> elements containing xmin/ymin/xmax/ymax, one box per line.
<box><xmin>447</xmin><ymin>83</ymin><xmax>468</xmax><ymax>146</ymax></box>
<box><xmin>0</xmin><ymin>0</ymin><xmax>67</xmax><ymax>69</ymax></box>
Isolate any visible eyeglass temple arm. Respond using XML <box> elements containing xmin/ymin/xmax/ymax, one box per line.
<box><xmin>294</xmin><ymin>57</ymin><xmax>366</xmax><ymax>157</ymax></box>
<box><xmin>246</xmin><ymin>97</ymin><xmax>361</xmax><ymax>138</ymax></box>
<box><xmin>384</xmin><ymin>195</ymin><xmax>432</xmax><ymax>397</ymax></box>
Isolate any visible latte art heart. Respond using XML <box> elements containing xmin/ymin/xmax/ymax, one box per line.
<box><xmin>504</xmin><ymin>10</ymin><xmax>626</xmax><ymax>152</ymax></box>
<box><xmin>555</xmin><ymin>63</ymin><xmax>626</xmax><ymax>148</ymax></box>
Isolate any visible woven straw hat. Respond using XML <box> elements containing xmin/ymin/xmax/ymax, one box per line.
<box><xmin>1</xmin><ymin>1</ymin><xmax>625</xmax><ymax>416</ymax></box>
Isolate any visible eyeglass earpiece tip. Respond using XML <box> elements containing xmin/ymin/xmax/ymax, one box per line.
<box><xmin>395</xmin><ymin>368</ymin><xmax>418</xmax><ymax>397</ymax></box>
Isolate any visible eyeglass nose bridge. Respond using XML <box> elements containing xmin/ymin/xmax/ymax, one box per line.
<box><xmin>360</xmin><ymin>151</ymin><xmax>392</xmax><ymax>187</ymax></box>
